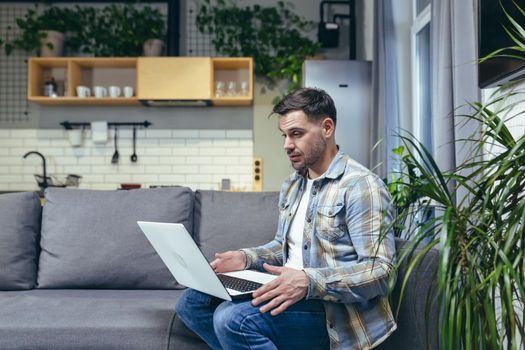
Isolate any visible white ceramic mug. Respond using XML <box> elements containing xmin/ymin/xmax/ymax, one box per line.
<box><xmin>67</xmin><ymin>129</ymin><xmax>83</xmax><ymax>147</ymax></box>
<box><xmin>76</xmin><ymin>85</ymin><xmax>91</xmax><ymax>98</ymax></box>
<box><xmin>109</xmin><ymin>86</ymin><xmax>121</xmax><ymax>98</ymax></box>
<box><xmin>123</xmin><ymin>86</ymin><xmax>134</xmax><ymax>98</ymax></box>
<box><xmin>93</xmin><ymin>86</ymin><xmax>107</xmax><ymax>98</ymax></box>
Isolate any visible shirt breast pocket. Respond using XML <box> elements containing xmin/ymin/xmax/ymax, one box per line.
<box><xmin>316</xmin><ymin>200</ymin><xmax>346</xmax><ymax>241</ymax></box>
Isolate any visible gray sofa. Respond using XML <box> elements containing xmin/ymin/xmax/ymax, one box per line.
<box><xmin>0</xmin><ymin>187</ymin><xmax>439</xmax><ymax>350</ymax></box>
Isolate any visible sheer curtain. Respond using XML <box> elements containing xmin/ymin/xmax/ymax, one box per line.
<box><xmin>370</xmin><ymin>0</ymin><xmax>400</xmax><ymax>179</ymax></box>
<box><xmin>430</xmin><ymin>0</ymin><xmax>480</xmax><ymax>191</ymax></box>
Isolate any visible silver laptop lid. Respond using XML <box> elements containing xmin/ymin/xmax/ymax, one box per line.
<box><xmin>137</xmin><ymin>221</ymin><xmax>232</xmax><ymax>301</ymax></box>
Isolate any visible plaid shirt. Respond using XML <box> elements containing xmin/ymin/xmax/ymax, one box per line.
<box><xmin>242</xmin><ymin>152</ymin><xmax>397</xmax><ymax>350</ymax></box>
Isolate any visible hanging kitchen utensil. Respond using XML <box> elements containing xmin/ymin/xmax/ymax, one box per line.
<box><xmin>130</xmin><ymin>127</ymin><xmax>138</xmax><ymax>163</ymax></box>
<box><xmin>111</xmin><ymin>127</ymin><xmax>119</xmax><ymax>164</ymax></box>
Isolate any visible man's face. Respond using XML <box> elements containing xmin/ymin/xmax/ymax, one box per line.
<box><xmin>279</xmin><ymin>110</ymin><xmax>327</xmax><ymax>173</ymax></box>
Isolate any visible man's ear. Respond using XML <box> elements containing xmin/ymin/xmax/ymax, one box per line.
<box><xmin>321</xmin><ymin>117</ymin><xmax>335</xmax><ymax>138</ymax></box>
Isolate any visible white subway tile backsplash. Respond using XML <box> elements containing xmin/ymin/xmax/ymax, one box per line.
<box><xmin>187</xmin><ymin>138</ymin><xmax>213</xmax><ymax>147</ymax></box>
<box><xmin>159</xmin><ymin>139</ymin><xmax>185</xmax><ymax>146</ymax></box>
<box><xmin>199</xmin><ymin>165</ymin><xmax>227</xmax><ymax>174</ymax></box>
<box><xmin>199</xmin><ymin>130</ymin><xmax>226</xmax><ymax>138</ymax></box>
<box><xmin>158</xmin><ymin>174</ymin><xmax>186</xmax><ymax>183</ymax></box>
<box><xmin>172</xmin><ymin>130</ymin><xmax>199</xmax><ymax>138</ymax></box>
<box><xmin>37</xmin><ymin>130</ymin><xmax>65</xmax><ymax>139</ymax></box>
<box><xmin>11</xmin><ymin>130</ymin><xmax>37</xmax><ymax>138</ymax></box>
<box><xmin>212</xmin><ymin>157</ymin><xmax>239</xmax><ymax>165</ymax></box>
<box><xmin>23</xmin><ymin>139</ymin><xmax>51</xmax><ymax>147</ymax></box>
<box><xmin>186</xmin><ymin>156</ymin><xmax>213</xmax><ymax>165</ymax></box>
<box><xmin>226</xmin><ymin>165</ymin><xmax>251</xmax><ymax>174</ymax></box>
<box><xmin>105</xmin><ymin>174</ymin><xmax>132</xmax><ymax>183</ymax></box>
<box><xmin>145</xmin><ymin>165</ymin><xmax>172</xmax><ymax>174</ymax></box>
<box><xmin>227</xmin><ymin>148</ymin><xmax>253</xmax><ymax>156</ymax></box>
<box><xmin>172</xmin><ymin>147</ymin><xmax>200</xmax><ymax>156</ymax></box>
<box><xmin>199</xmin><ymin>147</ymin><xmax>227</xmax><ymax>156</ymax></box>
<box><xmin>0</xmin><ymin>175</ymin><xmax>22</xmax><ymax>183</ymax></box>
<box><xmin>213</xmin><ymin>139</ymin><xmax>239</xmax><ymax>147</ymax></box>
<box><xmin>0</xmin><ymin>139</ymin><xmax>24</xmax><ymax>147</ymax></box>
<box><xmin>145</xmin><ymin>148</ymin><xmax>172</xmax><ymax>156</ymax></box>
<box><xmin>172</xmin><ymin>165</ymin><xmax>199</xmax><ymax>174</ymax></box>
<box><xmin>131</xmin><ymin>174</ymin><xmax>159</xmax><ymax>183</ymax></box>
<box><xmin>226</xmin><ymin>130</ymin><xmax>252</xmax><ymax>139</ymax></box>
<box><xmin>0</xmin><ymin>128</ymin><xmax>254</xmax><ymax>191</ymax></box>
<box><xmin>146</xmin><ymin>130</ymin><xmax>172</xmax><ymax>138</ymax></box>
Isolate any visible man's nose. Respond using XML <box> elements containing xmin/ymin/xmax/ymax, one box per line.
<box><xmin>283</xmin><ymin>137</ymin><xmax>294</xmax><ymax>152</ymax></box>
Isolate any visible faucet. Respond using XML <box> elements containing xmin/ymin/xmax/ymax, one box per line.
<box><xmin>23</xmin><ymin>151</ymin><xmax>47</xmax><ymax>189</ymax></box>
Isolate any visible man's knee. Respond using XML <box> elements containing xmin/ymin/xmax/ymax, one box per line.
<box><xmin>175</xmin><ymin>288</ymin><xmax>210</xmax><ymax>322</ymax></box>
<box><xmin>213</xmin><ymin>301</ymin><xmax>241</xmax><ymax>334</ymax></box>
<box><xmin>213</xmin><ymin>301</ymin><xmax>263</xmax><ymax>337</ymax></box>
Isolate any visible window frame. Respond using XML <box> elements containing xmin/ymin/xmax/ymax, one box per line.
<box><xmin>410</xmin><ymin>3</ymin><xmax>431</xmax><ymax>151</ymax></box>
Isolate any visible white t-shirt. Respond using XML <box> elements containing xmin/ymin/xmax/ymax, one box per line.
<box><xmin>284</xmin><ymin>177</ymin><xmax>314</xmax><ymax>269</ymax></box>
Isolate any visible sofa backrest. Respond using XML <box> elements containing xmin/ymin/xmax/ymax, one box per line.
<box><xmin>377</xmin><ymin>238</ymin><xmax>440</xmax><ymax>350</ymax></box>
<box><xmin>193</xmin><ymin>190</ymin><xmax>279</xmax><ymax>261</ymax></box>
<box><xmin>0</xmin><ymin>192</ymin><xmax>41</xmax><ymax>290</ymax></box>
<box><xmin>36</xmin><ymin>187</ymin><xmax>194</xmax><ymax>289</ymax></box>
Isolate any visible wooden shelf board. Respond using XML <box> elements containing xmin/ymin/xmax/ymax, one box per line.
<box><xmin>28</xmin><ymin>97</ymin><xmax>140</xmax><ymax>106</ymax></box>
<box><xmin>212</xmin><ymin>97</ymin><xmax>252</xmax><ymax>106</ymax></box>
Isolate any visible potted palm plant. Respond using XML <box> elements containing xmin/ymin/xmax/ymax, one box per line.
<box><xmin>385</xmin><ymin>4</ymin><xmax>525</xmax><ymax>346</ymax></box>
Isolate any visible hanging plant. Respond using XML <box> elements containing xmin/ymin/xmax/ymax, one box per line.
<box><xmin>196</xmin><ymin>0</ymin><xmax>320</xmax><ymax>99</ymax></box>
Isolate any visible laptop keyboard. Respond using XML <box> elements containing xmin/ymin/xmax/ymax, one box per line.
<box><xmin>218</xmin><ymin>274</ymin><xmax>262</xmax><ymax>292</ymax></box>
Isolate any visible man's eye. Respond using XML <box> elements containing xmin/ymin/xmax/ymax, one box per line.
<box><xmin>293</xmin><ymin>132</ymin><xmax>301</xmax><ymax>137</ymax></box>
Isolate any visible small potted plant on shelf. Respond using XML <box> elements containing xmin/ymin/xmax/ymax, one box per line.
<box><xmin>2</xmin><ymin>5</ymin><xmax>78</xmax><ymax>57</ymax></box>
<box><xmin>76</xmin><ymin>4</ymin><xmax>166</xmax><ymax>57</ymax></box>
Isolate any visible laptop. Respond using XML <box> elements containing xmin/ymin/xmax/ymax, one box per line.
<box><xmin>137</xmin><ymin>221</ymin><xmax>277</xmax><ymax>301</ymax></box>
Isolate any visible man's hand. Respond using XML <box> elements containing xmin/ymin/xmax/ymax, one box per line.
<box><xmin>210</xmin><ymin>251</ymin><xmax>246</xmax><ymax>273</ymax></box>
<box><xmin>252</xmin><ymin>263</ymin><xmax>309</xmax><ymax>316</ymax></box>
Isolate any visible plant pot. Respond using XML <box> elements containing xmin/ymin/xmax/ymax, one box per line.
<box><xmin>40</xmin><ymin>30</ymin><xmax>65</xmax><ymax>57</ymax></box>
<box><xmin>143</xmin><ymin>39</ymin><xmax>164</xmax><ymax>56</ymax></box>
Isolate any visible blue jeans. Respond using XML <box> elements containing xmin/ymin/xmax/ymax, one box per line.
<box><xmin>175</xmin><ymin>288</ymin><xmax>330</xmax><ymax>350</ymax></box>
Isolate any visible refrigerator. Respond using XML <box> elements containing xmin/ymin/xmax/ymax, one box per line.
<box><xmin>303</xmin><ymin>60</ymin><xmax>372</xmax><ymax>167</ymax></box>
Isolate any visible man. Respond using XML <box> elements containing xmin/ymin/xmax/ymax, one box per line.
<box><xmin>176</xmin><ymin>87</ymin><xmax>397</xmax><ymax>349</ymax></box>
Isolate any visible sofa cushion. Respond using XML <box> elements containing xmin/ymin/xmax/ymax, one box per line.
<box><xmin>0</xmin><ymin>192</ymin><xmax>41</xmax><ymax>290</ymax></box>
<box><xmin>37</xmin><ymin>188</ymin><xmax>193</xmax><ymax>289</ymax></box>
<box><xmin>0</xmin><ymin>289</ymin><xmax>185</xmax><ymax>350</ymax></box>
<box><xmin>193</xmin><ymin>190</ymin><xmax>279</xmax><ymax>261</ymax></box>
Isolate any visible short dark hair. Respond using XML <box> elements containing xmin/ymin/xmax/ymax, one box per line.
<box><xmin>272</xmin><ymin>87</ymin><xmax>337</xmax><ymax>125</ymax></box>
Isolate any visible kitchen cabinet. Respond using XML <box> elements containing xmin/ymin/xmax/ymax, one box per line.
<box><xmin>28</xmin><ymin>57</ymin><xmax>139</xmax><ymax>106</ymax></box>
<box><xmin>27</xmin><ymin>57</ymin><xmax>253</xmax><ymax>106</ymax></box>
<box><xmin>137</xmin><ymin>57</ymin><xmax>212</xmax><ymax>100</ymax></box>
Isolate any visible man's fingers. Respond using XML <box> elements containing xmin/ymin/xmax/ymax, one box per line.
<box><xmin>252</xmin><ymin>277</ymin><xmax>281</xmax><ymax>299</ymax></box>
<box><xmin>263</xmin><ymin>263</ymin><xmax>282</xmax><ymax>274</ymax></box>
<box><xmin>270</xmin><ymin>300</ymin><xmax>292</xmax><ymax>316</ymax></box>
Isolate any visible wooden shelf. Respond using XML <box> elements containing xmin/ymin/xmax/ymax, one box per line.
<box><xmin>28</xmin><ymin>56</ymin><xmax>253</xmax><ymax>106</ymax></box>
<box><xmin>212</xmin><ymin>57</ymin><xmax>253</xmax><ymax>106</ymax></box>
<box><xmin>28</xmin><ymin>57</ymin><xmax>138</xmax><ymax>105</ymax></box>
<box><xmin>28</xmin><ymin>97</ymin><xmax>140</xmax><ymax>106</ymax></box>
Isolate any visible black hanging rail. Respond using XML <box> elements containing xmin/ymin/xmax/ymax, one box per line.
<box><xmin>60</xmin><ymin>120</ymin><xmax>152</xmax><ymax>130</ymax></box>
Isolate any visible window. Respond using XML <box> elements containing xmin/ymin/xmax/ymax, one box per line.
<box><xmin>411</xmin><ymin>2</ymin><xmax>432</xmax><ymax>153</ymax></box>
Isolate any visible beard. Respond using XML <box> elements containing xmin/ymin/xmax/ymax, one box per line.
<box><xmin>289</xmin><ymin>136</ymin><xmax>327</xmax><ymax>173</ymax></box>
